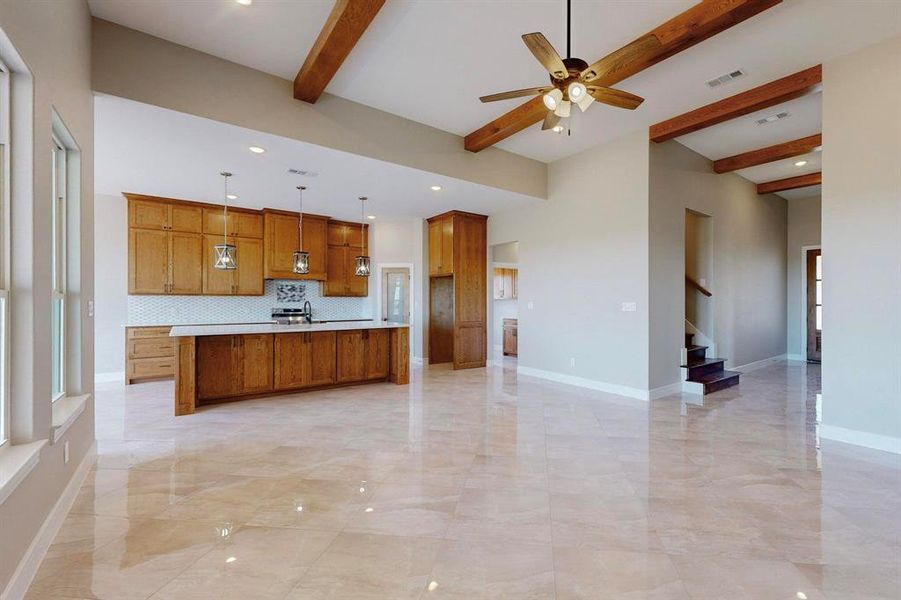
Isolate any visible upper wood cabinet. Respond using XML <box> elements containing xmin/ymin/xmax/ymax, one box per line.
<box><xmin>428</xmin><ymin>216</ymin><xmax>454</xmax><ymax>275</ymax></box>
<box><xmin>202</xmin><ymin>234</ymin><xmax>264</xmax><ymax>296</ymax></box>
<box><xmin>274</xmin><ymin>331</ymin><xmax>336</xmax><ymax>390</ymax></box>
<box><xmin>493</xmin><ymin>267</ymin><xmax>518</xmax><ymax>300</ymax></box>
<box><xmin>203</xmin><ymin>208</ymin><xmax>263</xmax><ymax>239</ymax></box>
<box><xmin>128</xmin><ymin>227</ymin><xmax>203</xmax><ymax>295</ymax></box>
<box><xmin>128</xmin><ymin>196</ymin><xmax>203</xmax><ymax>233</ymax></box>
<box><xmin>263</xmin><ymin>210</ymin><xmax>328</xmax><ymax>281</ymax></box>
<box><xmin>323</xmin><ymin>221</ymin><xmax>369</xmax><ymax>297</ymax></box>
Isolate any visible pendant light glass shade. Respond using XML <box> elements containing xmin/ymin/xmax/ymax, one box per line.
<box><xmin>554</xmin><ymin>100</ymin><xmax>571</xmax><ymax>118</ymax></box>
<box><xmin>542</xmin><ymin>88</ymin><xmax>562</xmax><ymax>111</ymax></box>
<box><xmin>214</xmin><ymin>171</ymin><xmax>238</xmax><ymax>270</ymax></box>
<box><xmin>292</xmin><ymin>185</ymin><xmax>310</xmax><ymax>274</ymax></box>
<box><xmin>355</xmin><ymin>196</ymin><xmax>370</xmax><ymax>278</ymax></box>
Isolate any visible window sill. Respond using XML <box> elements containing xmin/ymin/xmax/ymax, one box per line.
<box><xmin>51</xmin><ymin>393</ymin><xmax>89</xmax><ymax>444</ymax></box>
<box><xmin>0</xmin><ymin>439</ymin><xmax>47</xmax><ymax>505</ymax></box>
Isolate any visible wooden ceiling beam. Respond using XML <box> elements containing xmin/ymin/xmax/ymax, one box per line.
<box><xmin>650</xmin><ymin>65</ymin><xmax>822</xmax><ymax>142</ymax></box>
<box><xmin>464</xmin><ymin>0</ymin><xmax>782</xmax><ymax>153</ymax></box>
<box><xmin>757</xmin><ymin>171</ymin><xmax>821</xmax><ymax>194</ymax></box>
<box><xmin>294</xmin><ymin>0</ymin><xmax>385</xmax><ymax>104</ymax></box>
<box><xmin>713</xmin><ymin>133</ymin><xmax>821</xmax><ymax>173</ymax></box>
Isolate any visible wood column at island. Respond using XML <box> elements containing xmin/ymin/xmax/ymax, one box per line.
<box><xmin>173</xmin><ymin>325</ymin><xmax>409</xmax><ymax>416</ymax></box>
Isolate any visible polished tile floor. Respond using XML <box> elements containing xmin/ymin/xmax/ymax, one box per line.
<box><xmin>26</xmin><ymin>360</ymin><xmax>901</xmax><ymax>599</ymax></box>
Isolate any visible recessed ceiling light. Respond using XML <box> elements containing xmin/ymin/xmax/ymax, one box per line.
<box><xmin>236</xmin><ymin>0</ymin><xmax>252</xmax><ymax>5</ymax></box>
<box><xmin>248</xmin><ymin>146</ymin><xmax>266</xmax><ymax>154</ymax></box>
<box><xmin>226</xmin><ymin>193</ymin><xmax>238</xmax><ymax>200</ymax></box>
<box><xmin>367</xmin><ymin>215</ymin><xmax>376</xmax><ymax>220</ymax></box>
<box><xmin>430</xmin><ymin>185</ymin><xmax>442</xmax><ymax>191</ymax></box>
<box><xmin>794</xmin><ymin>160</ymin><xmax>808</xmax><ymax>167</ymax></box>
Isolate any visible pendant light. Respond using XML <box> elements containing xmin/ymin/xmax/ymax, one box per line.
<box><xmin>213</xmin><ymin>171</ymin><xmax>237</xmax><ymax>270</ymax></box>
<box><xmin>292</xmin><ymin>185</ymin><xmax>310</xmax><ymax>274</ymax></box>
<box><xmin>354</xmin><ymin>196</ymin><xmax>370</xmax><ymax>277</ymax></box>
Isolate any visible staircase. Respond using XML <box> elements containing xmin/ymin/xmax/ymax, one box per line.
<box><xmin>683</xmin><ymin>333</ymin><xmax>740</xmax><ymax>394</ymax></box>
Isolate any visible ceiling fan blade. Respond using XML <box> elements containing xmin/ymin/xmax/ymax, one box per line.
<box><xmin>541</xmin><ymin>112</ymin><xmax>561</xmax><ymax>131</ymax></box>
<box><xmin>522</xmin><ymin>32</ymin><xmax>568</xmax><ymax>80</ymax></box>
<box><xmin>479</xmin><ymin>86</ymin><xmax>552</xmax><ymax>103</ymax></box>
<box><xmin>580</xmin><ymin>34</ymin><xmax>661</xmax><ymax>83</ymax></box>
<box><xmin>586</xmin><ymin>86</ymin><xmax>645</xmax><ymax>110</ymax></box>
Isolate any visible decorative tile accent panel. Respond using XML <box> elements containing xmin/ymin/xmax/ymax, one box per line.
<box><xmin>128</xmin><ymin>280</ymin><xmax>371</xmax><ymax>326</ymax></box>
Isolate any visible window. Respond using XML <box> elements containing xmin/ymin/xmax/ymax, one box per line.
<box><xmin>51</xmin><ymin>136</ymin><xmax>66</xmax><ymax>402</ymax></box>
<box><xmin>0</xmin><ymin>59</ymin><xmax>9</xmax><ymax>445</ymax></box>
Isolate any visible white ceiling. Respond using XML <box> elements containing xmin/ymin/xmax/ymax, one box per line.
<box><xmin>94</xmin><ymin>95</ymin><xmax>541</xmax><ymax>220</ymax></box>
<box><xmin>88</xmin><ymin>0</ymin><xmax>901</xmax><ymax>169</ymax></box>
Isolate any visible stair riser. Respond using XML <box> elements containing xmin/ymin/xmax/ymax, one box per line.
<box><xmin>687</xmin><ymin>347</ymin><xmax>707</xmax><ymax>362</ymax></box>
<box><xmin>704</xmin><ymin>375</ymin><xmax>740</xmax><ymax>394</ymax></box>
<box><xmin>688</xmin><ymin>361</ymin><xmax>726</xmax><ymax>380</ymax></box>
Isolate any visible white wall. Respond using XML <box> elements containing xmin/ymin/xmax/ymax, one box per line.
<box><xmin>489</xmin><ymin>130</ymin><xmax>651</xmax><ymax>394</ymax></box>
<box><xmin>649</xmin><ymin>140</ymin><xmax>787</xmax><ymax>388</ymax></box>
<box><xmin>786</xmin><ymin>196</ymin><xmax>821</xmax><ymax>359</ymax></box>
<box><xmin>0</xmin><ymin>1</ymin><xmax>94</xmax><ymax>593</ymax></box>
<box><xmin>94</xmin><ymin>194</ymin><xmax>128</xmax><ymax>376</ymax></box>
<box><xmin>821</xmin><ymin>35</ymin><xmax>901</xmax><ymax>449</ymax></box>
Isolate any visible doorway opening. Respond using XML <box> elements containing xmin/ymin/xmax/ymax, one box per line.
<box><xmin>684</xmin><ymin>210</ymin><xmax>715</xmax><ymax>353</ymax></box>
<box><xmin>805</xmin><ymin>248</ymin><xmax>822</xmax><ymax>362</ymax></box>
<box><xmin>490</xmin><ymin>241</ymin><xmax>519</xmax><ymax>367</ymax></box>
<box><xmin>380</xmin><ymin>266</ymin><xmax>411</xmax><ymax>325</ymax></box>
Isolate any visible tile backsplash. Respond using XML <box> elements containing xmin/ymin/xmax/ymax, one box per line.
<box><xmin>128</xmin><ymin>280</ymin><xmax>371</xmax><ymax>326</ymax></box>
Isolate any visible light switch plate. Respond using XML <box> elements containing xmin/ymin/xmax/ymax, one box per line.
<box><xmin>527</xmin><ymin>301</ymin><xmax>534</xmax><ymax>310</ymax></box>
<box><xmin>87</xmin><ymin>300</ymin><xmax>95</xmax><ymax>318</ymax></box>
<box><xmin>621</xmin><ymin>302</ymin><xmax>637</xmax><ymax>312</ymax></box>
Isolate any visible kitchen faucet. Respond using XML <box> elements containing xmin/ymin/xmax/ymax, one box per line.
<box><xmin>303</xmin><ymin>300</ymin><xmax>312</xmax><ymax>324</ymax></box>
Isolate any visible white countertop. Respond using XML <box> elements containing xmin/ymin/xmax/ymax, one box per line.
<box><xmin>170</xmin><ymin>320</ymin><xmax>409</xmax><ymax>337</ymax></box>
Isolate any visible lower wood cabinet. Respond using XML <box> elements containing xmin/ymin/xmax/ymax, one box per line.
<box><xmin>125</xmin><ymin>326</ymin><xmax>174</xmax><ymax>384</ymax></box>
<box><xmin>274</xmin><ymin>331</ymin><xmax>336</xmax><ymax>390</ymax></box>
<box><xmin>502</xmin><ymin>318</ymin><xmax>518</xmax><ymax>356</ymax></box>
<box><xmin>196</xmin><ymin>334</ymin><xmax>273</xmax><ymax>400</ymax></box>
<box><xmin>336</xmin><ymin>329</ymin><xmax>389</xmax><ymax>383</ymax></box>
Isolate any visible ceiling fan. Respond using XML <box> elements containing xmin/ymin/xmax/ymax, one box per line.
<box><xmin>479</xmin><ymin>0</ymin><xmax>656</xmax><ymax>133</ymax></box>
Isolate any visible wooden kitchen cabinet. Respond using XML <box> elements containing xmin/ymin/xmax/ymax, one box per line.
<box><xmin>336</xmin><ymin>329</ymin><xmax>388</xmax><ymax>383</ymax></box>
<box><xmin>493</xmin><ymin>267</ymin><xmax>518</xmax><ymax>300</ymax></box>
<box><xmin>128</xmin><ymin>196</ymin><xmax>203</xmax><ymax>233</ymax></box>
<box><xmin>202</xmin><ymin>234</ymin><xmax>264</xmax><ymax>296</ymax></box>
<box><xmin>263</xmin><ymin>210</ymin><xmax>328</xmax><ymax>280</ymax></box>
<box><xmin>168</xmin><ymin>232</ymin><xmax>204</xmax><ymax>294</ymax></box>
<box><xmin>503</xmin><ymin>318</ymin><xmax>518</xmax><ymax>356</ymax></box>
<box><xmin>428</xmin><ymin>217</ymin><xmax>454</xmax><ymax>275</ymax></box>
<box><xmin>203</xmin><ymin>208</ymin><xmax>263</xmax><ymax>239</ymax></box>
<box><xmin>274</xmin><ymin>331</ymin><xmax>336</xmax><ymax>390</ymax></box>
<box><xmin>125</xmin><ymin>326</ymin><xmax>175</xmax><ymax>384</ymax></box>
<box><xmin>129</xmin><ymin>228</ymin><xmax>169</xmax><ymax>294</ymax></box>
<box><xmin>323</xmin><ymin>221</ymin><xmax>369</xmax><ymax>297</ymax></box>
<box><xmin>196</xmin><ymin>334</ymin><xmax>273</xmax><ymax>400</ymax></box>
<box><xmin>427</xmin><ymin>211</ymin><xmax>487</xmax><ymax>370</ymax></box>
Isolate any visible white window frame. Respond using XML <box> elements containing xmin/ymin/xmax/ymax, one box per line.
<box><xmin>0</xmin><ymin>58</ymin><xmax>10</xmax><ymax>446</ymax></box>
<box><xmin>51</xmin><ymin>134</ymin><xmax>66</xmax><ymax>403</ymax></box>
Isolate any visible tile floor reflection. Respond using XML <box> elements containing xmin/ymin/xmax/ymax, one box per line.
<box><xmin>25</xmin><ymin>361</ymin><xmax>901</xmax><ymax>599</ymax></box>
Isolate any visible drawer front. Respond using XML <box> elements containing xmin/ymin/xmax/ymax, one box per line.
<box><xmin>127</xmin><ymin>357</ymin><xmax>175</xmax><ymax>379</ymax></box>
<box><xmin>128</xmin><ymin>338</ymin><xmax>175</xmax><ymax>359</ymax></box>
<box><xmin>127</xmin><ymin>326</ymin><xmax>172</xmax><ymax>340</ymax></box>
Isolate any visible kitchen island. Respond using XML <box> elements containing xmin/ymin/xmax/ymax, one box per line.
<box><xmin>169</xmin><ymin>321</ymin><xmax>409</xmax><ymax>415</ymax></box>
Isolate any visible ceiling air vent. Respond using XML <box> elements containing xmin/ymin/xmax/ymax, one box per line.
<box><xmin>287</xmin><ymin>168</ymin><xmax>318</xmax><ymax>177</ymax></box>
<box><xmin>755</xmin><ymin>111</ymin><xmax>791</xmax><ymax>125</ymax></box>
<box><xmin>705</xmin><ymin>68</ymin><xmax>746</xmax><ymax>88</ymax></box>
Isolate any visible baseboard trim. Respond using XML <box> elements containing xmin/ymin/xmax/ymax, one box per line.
<box><xmin>682</xmin><ymin>380</ymin><xmax>704</xmax><ymax>395</ymax></box>
<box><xmin>731</xmin><ymin>354</ymin><xmax>786</xmax><ymax>373</ymax></box>
<box><xmin>1</xmin><ymin>441</ymin><xmax>97</xmax><ymax>600</ymax></box>
<box><xmin>94</xmin><ymin>371</ymin><xmax>124</xmax><ymax>384</ymax></box>
<box><xmin>785</xmin><ymin>354</ymin><xmax>806</xmax><ymax>361</ymax></box>
<box><xmin>648</xmin><ymin>382</ymin><xmax>683</xmax><ymax>400</ymax></box>
<box><xmin>820</xmin><ymin>424</ymin><xmax>901</xmax><ymax>455</ymax></box>
<box><xmin>411</xmin><ymin>356</ymin><xmax>424</xmax><ymax>365</ymax></box>
<box><xmin>516</xmin><ymin>366</ymin><xmax>651</xmax><ymax>401</ymax></box>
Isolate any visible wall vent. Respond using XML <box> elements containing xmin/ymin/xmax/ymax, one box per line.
<box><xmin>287</xmin><ymin>168</ymin><xmax>318</xmax><ymax>177</ymax></box>
<box><xmin>755</xmin><ymin>111</ymin><xmax>790</xmax><ymax>125</ymax></box>
<box><xmin>705</xmin><ymin>68</ymin><xmax>746</xmax><ymax>88</ymax></box>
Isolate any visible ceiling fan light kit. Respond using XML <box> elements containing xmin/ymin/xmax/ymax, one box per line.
<box><xmin>479</xmin><ymin>0</ymin><xmax>647</xmax><ymax>135</ymax></box>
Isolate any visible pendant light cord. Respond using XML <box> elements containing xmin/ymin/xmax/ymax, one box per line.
<box><xmin>359</xmin><ymin>197</ymin><xmax>367</xmax><ymax>255</ymax></box>
<box><xmin>297</xmin><ymin>186</ymin><xmax>306</xmax><ymax>250</ymax></box>
<box><xmin>566</xmin><ymin>0</ymin><xmax>571</xmax><ymax>59</ymax></box>
<box><xmin>221</xmin><ymin>171</ymin><xmax>231</xmax><ymax>247</ymax></box>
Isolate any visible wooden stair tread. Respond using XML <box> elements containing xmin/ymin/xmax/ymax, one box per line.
<box><xmin>692</xmin><ymin>370</ymin><xmax>741</xmax><ymax>384</ymax></box>
<box><xmin>682</xmin><ymin>357</ymin><xmax>725</xmax><ymax>369</ymax></box>
<box><xmin>686</xmin><ymin>344</ymin><xmax>707</xmax><ymax>352</ymax></box>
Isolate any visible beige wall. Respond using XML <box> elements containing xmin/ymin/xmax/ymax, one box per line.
<box><xmin>649</xmin><ymin>140</ymin><xmax>787</xmax><ymax>389</ymax></box>
<box><xmin>0</xmin><ymin>0</ymin><xmax>94</xmax><ymax>592</ymax></box>
<box><xmin>821</xmin><ymin>35</ymin><xmax>901</xmax><ymax>447</ymax></box>
<box><xmin>489</xmin><ymin>130</ymin><xmax>651</xmax><ymax>394</ymax></box>
<box><xmin>786</xmin><ymin>196</ymin><xmax>821</xmax><ymax>359</ymax></box>
<box><xmin>91</xmin><ymin>18</ymin><xmax>547</xmax><ymax>201</ymax></box>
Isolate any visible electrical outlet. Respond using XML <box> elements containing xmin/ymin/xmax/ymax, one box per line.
<box><xmin>527</xmin><ymin>301</ymin><xmax>534</xmax><ymax>310</ymax></box>
<box><xmin>63</xmin><ymin>441</ymin><xmax>70</xmax><ymax>464</ymax></box>
<box><xmin>87</xmin><ymin>300</ymin><xmax>95</xmax><ymax>318</ymax></box>
<box><xmin>621</xmin><ymin>302</ymin><xmax>637</xmax><ymax>312</ymax></box>
<box><xmin>570</xmin><ymin>357</ymin><xmax>576</xmax><ymax>368</ymax></box>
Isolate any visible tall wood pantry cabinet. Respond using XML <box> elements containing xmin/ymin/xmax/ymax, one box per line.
<box><xmin>427</xmin><ymin>210</ymin><xmax>487</xmax><ymax>369</ymax></box>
